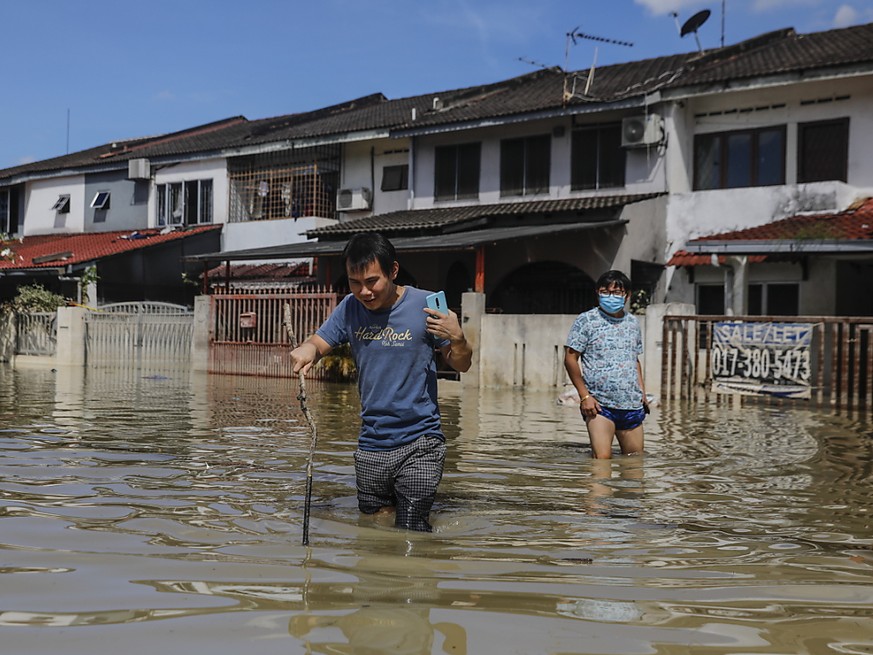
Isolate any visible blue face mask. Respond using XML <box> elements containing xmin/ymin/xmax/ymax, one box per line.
<box><xmin>599</xmin><ymin>294</ymin><xmax>626</xmax><ymax>314</ymax></box>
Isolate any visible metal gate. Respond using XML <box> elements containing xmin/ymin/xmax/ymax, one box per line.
<box><xmin>662</xmin><ymin>314</ymin><xmax>873</xmax><ymax>411</ymax></box>
<box><xmin>15</xmin><ymin>312</ymin><xmax>57</xmax><ymax>356</ymax></box>
<box><xmin>85</xmin><ymin>302</ymin><xmax>194</xmax><ymax>369</ymax></box>
<box><xmin>209</xmin><ymin>288</ymin><xmax>337</xmax><ymax>378</ymax></box>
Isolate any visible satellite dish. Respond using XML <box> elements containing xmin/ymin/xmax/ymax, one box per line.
<box><xmin>680</xmin><ymin>9</ymin><xmax>711</xmax><ymax>52</ymax></box>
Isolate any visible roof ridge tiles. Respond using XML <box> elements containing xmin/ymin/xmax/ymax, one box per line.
<box><xmin>99</xmin><ymin>116</ymin><xmax>248</xmax><ymax>159</ymax></box>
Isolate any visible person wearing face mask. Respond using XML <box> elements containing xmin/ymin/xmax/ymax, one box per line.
<box><xmin>563</xmin><ymin>270</ymin><xmax>648</xmax><ymax>459</ymax></box>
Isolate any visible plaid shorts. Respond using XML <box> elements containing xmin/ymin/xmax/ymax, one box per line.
<box><xmin>353</xmin><ymin>434</ymin><xmax>446</xmax><ymax>532</ymax></box>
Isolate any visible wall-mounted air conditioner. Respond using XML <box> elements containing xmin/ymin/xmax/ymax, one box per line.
<box><xmin>621</xmin><ymin>114</ymin><xmax>663</xmax><ymax>148</ymax></box>
<box><xmin>337</xmin><ymin>187</ymin><xmax>372</xmax><ymax>211</ymax></box>
<box><xmin>128</xmin><ymin>158</ymin><xmax>151</xmax><ymax>180</ymax></box>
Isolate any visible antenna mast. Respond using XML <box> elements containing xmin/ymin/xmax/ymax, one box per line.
<box><xmin>563</xmin><ymin>27</ymin><xmax>633</xmax><ymax>102</ymax></box>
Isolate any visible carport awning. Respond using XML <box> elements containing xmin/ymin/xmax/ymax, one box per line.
<box><xmin>185</xmin><ymin>219</ymin><xmax>627</xmax><ymax>263</ymax></box>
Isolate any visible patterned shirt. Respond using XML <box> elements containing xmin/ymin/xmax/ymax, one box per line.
<box><xmin>565</xmin><ymin>307</ymin><xmax>643</xmax><ymax>410</ymax></box>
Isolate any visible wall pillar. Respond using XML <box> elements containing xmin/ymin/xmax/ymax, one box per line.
<box><xmin>191</xmin><ymin>295</ymin><xmax>212</xmax><ymax>372</ymax></box>
<box><xmin>723</xmin><ymin>256</ymin><xmax>748</xmax><ymax>316</ymax></box>
<box><xmin>55</xmin><ymin>306</ymin><xmax>87</xmax><ymax>367</ymax></box>
<box><xmin>460</xmin><ymin>291</ymin><xmax>484</xmax><ymax>387</ymax></box>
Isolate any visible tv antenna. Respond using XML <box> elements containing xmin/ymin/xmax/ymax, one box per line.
<box><xmin>563</xmin><ymin>26</ymin><xmax>633</xmax><ymax>101</ymax></box>
<box><xmin>680</xmin><ymin>9</ymin><xmax>711</xmax><ymax>53</ymax></box>
<box><xmin>517</xmin><ymin>56</ymin><xmax>554</xmax><ymax>72</ymax></box>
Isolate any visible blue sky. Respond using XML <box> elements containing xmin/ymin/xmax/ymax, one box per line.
<box><xmin>1</xmin><ymin>0</ymin><xmax>871</xmax><ymax>170</ymax></box>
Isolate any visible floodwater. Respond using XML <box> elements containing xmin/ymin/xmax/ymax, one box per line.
<box><xmin>1</xmin><ymin>366</ymin><xmax>872</xmax><ymax>655</ymax></box>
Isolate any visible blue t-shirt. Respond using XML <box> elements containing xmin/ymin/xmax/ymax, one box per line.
<box><xmin>316</xmin><ymin>286</ymin><xmax>449</xmax><ymax>451</ymax></box>
<box><xmin>565</xmin><ymin>307</ymin><xmax>643</xmax><ymax>410</ymax></box>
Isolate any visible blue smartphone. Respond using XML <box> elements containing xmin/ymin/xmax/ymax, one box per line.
<box><xmin>425</xmin><ymin>290</ymin><xmax>447</xmax><ymax>313</ymax></box>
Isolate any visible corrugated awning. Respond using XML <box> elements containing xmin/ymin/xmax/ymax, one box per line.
<box><xmin>185</xmin><ymin>219</ymin><xmax>627</xmax><ymax>263</ymax></box>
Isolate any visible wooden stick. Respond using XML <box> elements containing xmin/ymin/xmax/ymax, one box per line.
<box><xmin>284</xmin><ymin>304</ymin><xmax>318</xmax><ymax>546</ymax></box>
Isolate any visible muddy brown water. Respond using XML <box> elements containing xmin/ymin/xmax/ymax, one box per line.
<box><xmin>1</xmin><ymin>365</ymin><xmax>872</xmax><ymax>654</ymax></box>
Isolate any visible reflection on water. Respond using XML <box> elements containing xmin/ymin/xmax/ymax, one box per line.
<box><xmin>1</xmin><ymin>364</ymin><xmax>873</xmax><ymax>654</ymax></box>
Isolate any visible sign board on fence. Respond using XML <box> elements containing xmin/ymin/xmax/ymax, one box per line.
<box><xmin>711</xmin><ymin>322</ymin><xmax>814</xmax><ymax>398</ymax></box>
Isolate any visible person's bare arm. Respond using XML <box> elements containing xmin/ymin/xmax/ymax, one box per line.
<box><xmin>290</xmin><ymin>334</ymin><xmax>333</xmax><ymax>376</ymax></box>
<box><xmin>427</xmin><ymin>308</ymin><xmax>472</xmax><ymax>373</ymax></box>
<box><xmin>636</xmin><ymin>359</ymin><xmax>649</xmax><ymax>411</ymax></box>
<box><xmin>564</xmin><ymin>347</ymin><xmax>599</xmax><ymax>417</ymax></box>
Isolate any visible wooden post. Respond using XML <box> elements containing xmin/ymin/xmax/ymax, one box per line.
<box><xmin>475</xmin><ymin>246</ymin><xmax>485</xmax><ymax>293</ymax></box>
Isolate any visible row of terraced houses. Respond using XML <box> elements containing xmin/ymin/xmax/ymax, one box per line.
<box><xmin>1</xmin><ymin>22</ymin><xmax>872</xmax><ymax>319</ymax></box>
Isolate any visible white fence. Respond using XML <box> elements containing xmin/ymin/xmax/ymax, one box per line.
<box><xmin>15</xmin><ymin>312</ymin><xmax>57</xmax><ymax>356</ymax></box>
<box><xmin>84</xmin><ymin>302</ymin><xmax>193</xmax><ymax>369</ymax></box>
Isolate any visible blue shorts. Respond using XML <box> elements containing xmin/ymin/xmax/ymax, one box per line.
<box><xmin>590</xmin><ymin>406</ymin><xmax>646</xmax><ymax>431</ymax></box>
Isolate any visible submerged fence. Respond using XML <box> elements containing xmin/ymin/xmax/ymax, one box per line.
<box><xmin>209</xmin><ymin>288</ymin><xmax>337</xmax><ymax>377</ymax></box>
<box><xmin>662</xmin><ymin>314</ymin><xmax>873</xmax><ymax>411</ymax></box>
<box><xmin>15</xmin><ymin>312</ymin><xmax>57</xmax><ymax>356</ymax></box>
<box><xmin>84</xmin><ymin>302</ymin><xmax>193</xmax><ymax>369</ymax></box>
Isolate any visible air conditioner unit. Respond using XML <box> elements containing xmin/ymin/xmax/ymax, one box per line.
<box><xmin>621</xmin><ymin>114</ymin><xmax>663</xmax><ymax>147</ymax></box>
<box><xmin>128</xmin><ymin>158</ymin><xmax>150</xmax><ymax>180</ymax></box>
<box><xmin>337</xmin><ymin>187</ymin><xmax>372</xmax><ymax>211</ymax></box>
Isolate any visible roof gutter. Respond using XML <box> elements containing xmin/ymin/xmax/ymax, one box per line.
<box><xmin>684</xmin><ymin>240</ymin><xmax>873</xmax><ymax>254</ymax></box>
<box><xmin>392</xmin><ymin>95</ymin><xmax>654</xmax><ymax>138</ymax></box>
<box><xmin>661</xmin><ymin>62</ymin><xmax>873</xmax><ymax>101</ymax></box>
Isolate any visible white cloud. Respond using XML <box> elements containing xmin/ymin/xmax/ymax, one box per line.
<box><xmin>153</xmin><ymin>90</ymin><xmax>175</xmax><ymax>101</ymax></box>
<box><xmin>832</xmin><ymin>4</ymin><xmax>859</xmax><ymax>27</ymax></box>
<box><xmin>634</xmin><ymin>0</ymin><xmax>709</xmax><ymax>16</ymax></box>
<box><xmin>17</xmin><ymin>156</ymin><xmax>35</xmax><ymax>165</ymax></box>
<box><xmin>751</xmin><ymin>0</ymin><xmax>820</xmax><ymax>11</ymax></box>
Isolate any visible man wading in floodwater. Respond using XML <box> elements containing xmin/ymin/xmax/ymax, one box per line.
<box><xmin>290</xmin><ymin>232</ymin><xmax>472</xmax><ymax>531</ymax></box>
<box><xmin>564</xmin><ymin>270</ymin><xmax>648</xmax><ymax>459</ymax></box>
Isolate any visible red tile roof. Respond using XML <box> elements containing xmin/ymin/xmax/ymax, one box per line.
<box><xmin>668</xmin><ymin>198</ymin><xmax>873</xmax><ymax>266</ymax></box>
<box><xmin>668</xmin><ymin>251</ymin><xmax>768</xmax><ymax>266</ymax></box>
<box><xmin>205</xmin><ymin>262</ymin><xmax>311</xmax><ymax>280</ymax></box>
<box><xmin>0</xmin><ymin>225</ymin><xmax>222</xmax><ymax>271</ymax></box>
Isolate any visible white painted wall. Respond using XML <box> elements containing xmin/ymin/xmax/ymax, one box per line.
<box><xmin>151</xmin><ymin>158</ymin><xmax>229</xmax><ymax>227</ymax></box>
<box><xmin>665</xmin><ymin>181</ymin><xmax>858</xmax><ymax>259</ymax></box>
<box><xmin>24</xmin><ymin>175</ymin><xmax>86</xmax><ymax>235</ymax></box>
<box><xmin>341</xmin><ymin>138</ymin><xmax>411</xmax><ymax>216</ymax></box>
<box><xmin>221</xmin><ymin>216</ymin><xmax>333</xmax><ymax>265</ymax></box>
<box><xmin>411</xmin><ymin>114</ymin><xmax>669</xmax><ymax>209</ymax></box>
<box><xmin>686</xmin><ymin>76</ymin><xmax>873</xmax><ymax>186</ymax></box>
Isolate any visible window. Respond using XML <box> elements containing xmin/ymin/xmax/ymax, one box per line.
<box><xmin>571</xmin><ymin>124</ymin><xmax>625</xmax><ymax>190</ymax></box>
<box><xmin>157</xmin><ymin>179</ymin><xmax>213</xmax><ymax>227</ymax></box>
<box><xmin>500</xmin><ymin>134</ymin><xmax>550</xmax><ymax>196</ymax></box>
<box><xmin>696</xmin><ymin>284</ymin><xmax>725</xmax><ymax>315</ymax></box>
<box><xmin>748</xmin><ymin>283</ymin><xmax>799</xmax><ymax>316</ymax></box>
<box><xmin>381</xmin><ymin>164</ymin><xmax>409</xmax><ymax>192</ymax></box>
<box><xmin>798</xmin><ymin>118</ymin><xmax>849</xmax><ymax>183</ymax></box>
<box><xmin>90</xmin><ymin>191</ymin><xmax>111</xmax><ymax>210</ymax></box>
<box><xmin>0</xmin><ymin>190</ymin><xmax>8</xmax><ymax>233</ymax></box>
<box><xmin>52</xmin><ymin>194</ymin><xmax>71</xmax><ymax>213</ymax></box>
<box><xmin>694</xmin><ymin>126</ymin><xmax>785</xmax><ymax>190</ymax></box>
<box><xmin>434</xmin><ymin>143</ymin><xmax>480</xmax><ymax>200</ymax></box>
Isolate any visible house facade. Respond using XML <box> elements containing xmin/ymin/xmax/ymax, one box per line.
<box><xmin>2</xmin><ymin>22</ymin><xmax>872</xmax><ymax>316</ymax></box>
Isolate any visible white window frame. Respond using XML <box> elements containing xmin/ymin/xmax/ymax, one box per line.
<box><xmin>52</xmin><ymin>194</ymin><xmax>71</xmax><ymax>213</ymax></box>
<box><xmin>156</xmin><ymin>179</ymin><xmax>213</xmax><ymax>227</ymax></box>
<box><xmin>90</xmin><ymin>191</ymin><xmax>111</xmax><ymax>210</ymax></box>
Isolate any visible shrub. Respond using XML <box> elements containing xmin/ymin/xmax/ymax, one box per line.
<box><xmin>10</xmin><ymin>284</ymin><xmax>68</xmax><ymax>313</ymax></box>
